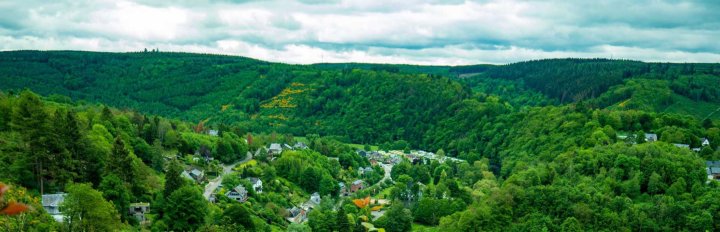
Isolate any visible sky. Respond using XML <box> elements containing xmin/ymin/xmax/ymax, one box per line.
<box><xmin>0</xmin><ymin>0</ymin><xmax>719</xmax><ymax>65</ymax></box>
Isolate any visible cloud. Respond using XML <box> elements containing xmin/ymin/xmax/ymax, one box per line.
<box><xmin>0</xmin><ymin>0</ymin><xmax>718</xmax><ymax>65</ymax></box>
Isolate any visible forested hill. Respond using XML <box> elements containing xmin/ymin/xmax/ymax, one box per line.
<box><xmin>1</xmin><ymin>51</ymin><xmax>719</xmax><ymax>147</ymax></box>
<box><xmin>0</xmin><ymin>50</ymin><xmax>468</xmax><ymax>147</ymax></box>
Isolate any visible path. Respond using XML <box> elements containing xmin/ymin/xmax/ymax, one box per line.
<box><xmin>203</xmin><ymin>152</ymin><xmax>253</xmax><ymax>200</ymax></box>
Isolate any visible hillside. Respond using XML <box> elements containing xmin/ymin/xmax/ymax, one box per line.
<box><xmin>3</xmin><ymin>51</ymin><xmax>720</xmax><ymax>231</ymax></box>
<box><xmin>1</xmin><ymin>51</ymin><xmax>719</xmax><ymax>146</ymax></box>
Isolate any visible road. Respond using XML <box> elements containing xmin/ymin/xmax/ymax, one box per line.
<box><xmin>203</xmin><ymin>151</ymin><xmax>253</xmax><ymax>200</ymax></box>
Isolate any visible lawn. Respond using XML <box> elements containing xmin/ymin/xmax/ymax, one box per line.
<box><xmin>412</xmin><ymin>223</ymin><xmax>440</xmax><ymax>232</ymax></box>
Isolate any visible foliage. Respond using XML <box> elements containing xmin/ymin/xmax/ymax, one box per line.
<box><xmin>61</xmin><ymin>183</ymin><xmax>123</xmax><ymax>231</ymax></box>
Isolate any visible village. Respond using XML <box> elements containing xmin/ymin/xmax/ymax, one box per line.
<box><xmin>38</xmin><ymin>131</ymin><xmax>717</xmax><ymax>228</ymax></box>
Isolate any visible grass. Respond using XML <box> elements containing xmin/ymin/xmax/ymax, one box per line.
<box><xmin>348</xmin><ymin>143</ymin><xmax>379</xmax><ymax>151</ymax></box>
<box><xmin>412</xmin><ymin>223</ymin><xmax>440</xmax><ymax>232</ymax></box>
<box><xmin>373</xmin><ymin>186</ymin><xmax>393</xmax><ymax>199</ymax></box>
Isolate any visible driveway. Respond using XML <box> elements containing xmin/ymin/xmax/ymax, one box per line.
<box><xmin>203</xmin><ymin>151</ymin><xmax>253</xmax><ymax>200</ymax></box>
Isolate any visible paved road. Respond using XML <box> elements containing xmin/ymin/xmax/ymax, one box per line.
<box><xmin>203</xmin><ymin>152</ymin><xmax>253</xmax><ymax>200</ymax></box>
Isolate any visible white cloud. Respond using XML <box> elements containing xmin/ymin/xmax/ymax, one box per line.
<box><xmin>0</xmin><ymin>0</ymin><xmax>718</xmax><ymax>65</ymax></box>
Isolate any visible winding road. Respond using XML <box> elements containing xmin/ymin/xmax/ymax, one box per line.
<box><xmin>203</xmin><ymin>151</ymin><xmax>253</xmax><ymax>200</ymax></box>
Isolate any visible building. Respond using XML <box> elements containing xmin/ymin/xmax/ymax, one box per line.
<box><xmin>351</xmin><ymin>180</ymin><xmax>365</xmax><ymax>193</ymax></box>
<box><xmin>181</xmin><ymin>168</ymin><xmax>204</xmax><ymax>183</ymax></box>
<box><xmin>309</xmin><ymin>192</ymin><xmax>321</xmax><ymax>205</ymax></box>
<box><xmin>339</xmin><ymin>182</ymin><xmax>349</xmax><ymax>196</ymax></box>
<box><xmin>673</xmin><ymin>143</ymin><xmax>690</xmax><ymax>149</ymax></box>
<box><xmin>208</xmin><ymin>130</ymin><xmax>219</xmax><ymax>137</ymax></box>
<box><xmin>268</xmin><ymin>143</ymin><xmax>283</xmax><ymax>156</ymax></box>
<box><xmin>358</xmin><ymin>167</ymin><xmax>373</xmax><ymax>176</ymax></box>
<box><xmin>42</xmin><ymin>193</ymin><xmax>67</xmax><ymax>222</ymax></box>
<box><xmin>645</xmin><ymin>133</ymin><xmax>658</xmax><ymax>142</ymax></box>
<box><xmin>247</xmin><ymin>177</ymin><xmax>263</xmax><ymax>193</ymax></box>
<box><xmin>702</xmin><ymin>138</ymin><xmax>711</xmax><ymax>147</ymax></box>
<box><xmin>128</xmin><ymin>202</ymin><xmax>150</xmax><ymax>223</ymax></box>
<box><xmin>293</xmin><ymin>142</ymin><xmax>309</xmax><ymax>150</ymax></box>
<box><xmin>707</xmin><ymin>161</ymin><xmax>720</xmax><ymax>181</ymax></box>
<box><xmin>226</xmin><ymin>185</ymin><xmax>249</xmax><ymax>202</ymax></box>
<box><xmin>286</xmin><ymin>207</ymin><xmax>307</xmax><ymax>223</ymax></box>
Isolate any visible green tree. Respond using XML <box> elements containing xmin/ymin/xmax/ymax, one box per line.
<box><xmin>647</xmin><ymin>172</ymin><xmax>666</xmax><ymax>194</ymax></box>
<box><xmin>308</xmin><ymin>209</ymin><xmax>335</xmax><ymax>232</ymax></box>
<box><xmin>221</xmin><ymin>204</ymin><xmax>254</xmax><ymax>230</ymax></box>
<box><xmin>107</xmin><ymin>136</ymin><xmax>136</xmax><ymax>183</ymax></box>
<box><xmin>336</xmin><ymin>207</ymin><xmax>351</xmax><ymax>232</ymax></box>
<box><xmin>319</xmin><ymin>174</ymin><xmax>338</xmax><ymax>196</ymax></box>
<box><xmin>164</xmin><ymin>160</ymin><xmax>185</xmax><ymax>197</ymax></box>
<box><xmin>62</xmin><ymin>183</ymin><xmax>123</xmax><ymax>231</ymax></box>
<box><xmin>164</xmin><ymin>186</ymin><xmax>208</xmax><ymax>231</ymax></box>
<box><xmin>560</xmin><ymin>217</ymin><xmax>583</xmax><ymax>232</ymax></box>
<box><xmin>382</xmin><ymin>203</ymin><xmax>413</xmax><ymax>232</ymax></box>
<box><xmin>99</xmin><ymin>174</ymin><xmax>131</xmax><ymax>222</ymax></box>
<box><xmin>10</xmin><ymin>90</ymin><xmax>50</xmax><ymax>193</ymax></box>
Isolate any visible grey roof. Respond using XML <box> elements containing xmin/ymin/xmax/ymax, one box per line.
<box><xmin>130</xmin><ymin>202</ymin><xmax>150</xmax><ymax>207</ymax></box>
<box><xmin>352</xmin><ymin>180</ymin><xmax>364</xmax><ymax>185</ymax></box>
<box><xmin>247</xmin><ymin>177</ymin><xmax>261</xmax><ymax>184</ymax></box>
<box><xmin>190</xmin><ymin>169</ymin><xmax>203</xmax><ymax>176</ymax></box>
<box><xmin>645</xmin><ymin>133</ymin><xmax>658</xmax><ymax>141</ymax></box>
<box><xmin>673</xmin><ymin>143</ymin><xmax>690</xmax><ymax>148</ymax></box>
<box><xmin>42</xmin><ymin>193</ymin><xmax>67</xmax><ymax>207</ymax></box>
<box><xmin>707</xmin><ymin>161</ymin><xmax>720</xmax><ymax>167</ymax></box>
<box><xmin>269</xmin><ymin>143</ymin><xmax>282</xmax><ymax>150</ymax></box>
<box><xmin>711</xmin><ymin>167</ymin><xmax>720</xmax><ymax>175</ymax></box>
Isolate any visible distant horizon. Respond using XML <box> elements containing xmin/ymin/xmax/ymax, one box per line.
<box><xmin>1</xmin><ymin>1</ymin><xmax>719</xmax><ymax>65</ymax></box>
<box><xmin>3</xmin><ymin>49</ymin><xmax>719</xmax><ymax>66</ymax></box>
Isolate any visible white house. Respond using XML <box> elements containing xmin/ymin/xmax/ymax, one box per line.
<box><xmin>309</xmin><ymin>192</ymin><xmax>321</xmax><ymax>205</ymax></box>
<box><xmin>247</xmin><ymin>177</ymin><xmax>263</xmax><ymax>193</ymax></box>
<box><xmin>702</xmin><ymin>138</ymin><xmax>711</xmax><ymax>147</ymax></box>
<box><xmin>268</xmin><ymin>143</ymin><xmax>283</xmax><ymax>155</ymax></box>
<box><xmin>226</xmin><ymin>185</ymin><xmax>249</xmax><ymax>202</ymax></box>
<box><xmin>42</xmin><ymin>193</ymin><xmax>67</xmax><ymax>222</ymax></box>
<box><xmin>645</xmin><ymin>133</ymin><xmax>658</xmax><ymax>142</ymax></box>
<box><xmin>129</xmin><ymin>202</ymin><xmax>150</xmax><ymax>223</ymax></box>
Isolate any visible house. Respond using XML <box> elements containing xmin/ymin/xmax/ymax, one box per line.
<box><xmin>208</xmin><ymin>130</ymin><xmax>219</xmax><ymax>137</ymax></box>
<box><xmin>358</xmin><ymin>167</ymin><xmax>373</xmax><ymax>176</ymax></box>
<box><xmin>293</xmin><ymin>142</ymin><xmax>308</xmax><ymax>150</ymax></box>
<box><xmin>286</xmin><ymin>207</ymin><xmax>307</xmax><ymax>223</ymax></box>
<box><xmin>226</xmin><ymin>185</ymin><xmax>249</xmax><ymax>202</ymax></box>
<box><xmin>268</xmin><ymin>143</ymin><xmax>283</xmax><ymax>156</ymax></box>
<box><xmin>42</xmin><ymin>193</ymin><xmax>67</xmax><ymax>222</ymax></box>
<box><xmin>247</xmin><ymin>177</ymin><xmax>263</xmax><ymax>193</ymax></box>
<box><xmin>708</xmin><ymin>167</ymin><xmax>720</xmax><ymax>180</ymax></box>
<box><xmin>284</xmin><ymin>144</ymin><xmax>293</xmax><ymax>150</ymax></box>
<box><xmin>369</xmin><ymin>159</ymin><xmax>378</xmax><ymax>166</ymax></box>
<box><xmin>702</xmin><ymin>138</ymin><xmax>711</xmax><ymax>147</ymax></box>
<box><xmin>673</xmin><ymin>143</ymin><xmax>690</xmax><ymax>149</ymax></box>
<box><xmin>693</xmin><ymin>148</ymin><xmax>702</xmax><ymax>152</ymax></box>
<box><xmin>181</xmin><ymin>168</ymin><xmax>204</xmax><ymax>183</ymax></box>
<box><xmin>309</xmin><ymin>192</ymin><xmax>321</xmax><ymax>205</ymax></box>
<box><xmin>351</xmin><ymin>180</ymin><xmax>365</xmax><ymax>193</ymax></box>
<box><xmin>128</xmin><ymin>202</ymin><xmax>150</xmax><ymax>223</ymax></box>
<box><xmin>645</xmin><ymin>133</ymin><xmax>658</xmax><ymax>142</ymax></box>
<box><xmin>707</xmin><ymin>161</ymin><xmax>720</xmax><ymax>181</ymax></box>
<box><xmin>339</xmin><ymin>182</ymin><xmax>349</xmax><ymax>196</ymax></box>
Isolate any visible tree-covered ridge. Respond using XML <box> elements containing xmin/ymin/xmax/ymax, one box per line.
<box><xmin>0</xmin><ymin>50</ymin><xmax>471</xmax><ymax>147</ymax></box>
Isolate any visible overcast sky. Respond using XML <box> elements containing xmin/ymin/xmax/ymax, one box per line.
<box><xmin>1</xmin><ymin>0</ymin><xmax>719</xmax><ymax>65</ymax></box>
